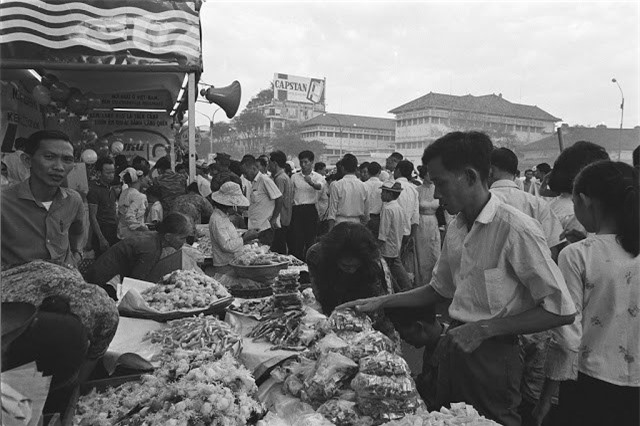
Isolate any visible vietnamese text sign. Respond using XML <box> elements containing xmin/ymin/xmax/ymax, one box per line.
<box><xmin>0</xmin><ymin>81</ymin><xmax>44</xmax><ymax>152</ymax></box>
<box><xmin>273</xmin><ymin>73</ymin><xmax>325</xmax><ymax>104</ymax></box>
<box><xmin>97</xmin><ymin>91</ymin><xmax>170</xmax><ymax>110</ymax></box>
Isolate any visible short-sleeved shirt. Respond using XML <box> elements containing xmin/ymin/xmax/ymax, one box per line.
<box><xmin>548</xmin><ymin>193</ymin><xmax>587</xmax><ymax>238</ymax></box>
<box><xmin>1</xmin><ymin>180</ymin><xmax>84</xmax><ymax>268</ymax></box>
<box><xmin>291</xmin><ymin>171</ymin><xmax>324</xmax><ymax>205</ymax></box>
<box><xmin>395</xmin><ymin>177</ymin><xmax>420</xmax><ymax>234</ymax></box>
<box><xmin>87</xmin><ymin>180</ymin><xmax>117</xmax><ymax>226</ymax></box>
<box><xmin>326</xmin><ymin>174</ymin><xmax>369</xmax><ymax>223</ymax></box>
<box><xmin>546</xmin><ymin>235</ymin><xmax>640</xmax><ymax>386</ymax></box>
<box><xmin>272</xmin><ymin>169</ymin><xmax>293</xmax><ymax>227</ymax></box>
<box><xmin>117</xmin><ymin>187</ymin><xmax>148</xmax><ymax>240</ymax></box>
<box><xmin>248</xmin><ymin>172</ymin><xmax>282</xmax><ymax>232</ymax></box>
<box><xmin>209</xmin><ymin>209</ymin><xmax>243</xmax><ymax>266</ymax></box>
<box><xmin>364</xmin><ymin>177</ymin><xmax>384</xmax><ymax>215</ymax></box>
<box><xmin>378</xmin><ymin>200</ymin><xmax>408</xmax><ymax>258</ymax></box>
<box><xmin>430</xmin><ymin>194</ymin><xmax>576</xmax><ymax>323</ymax></box>
<box><xmin>490</xmin><ymin>179</ymin><xmax>563</xmax><ymax>248</ymax></box>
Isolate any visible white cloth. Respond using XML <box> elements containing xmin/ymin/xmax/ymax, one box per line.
<box><xmin>430</xmin><ymin>194</ymin><xmax>575</xmax><ymax>323</ymax></box>
<box><xmin>378</xmin><ymin>200</ymin><xmax>407</xmax><ymax>258</ymax></box>
<box><xmin>2</xmin><ymin>151</ymin><xmax>30</xmax><ymax>184</ymax></box>
<box><xmin>117</xmin><ymin>187</ymin><xmax>148</xmax><ymax>239</ymax></box>
<box><xmin>291</xmin><ymin>171</ymin><xmax>324</xmax><ymax>205</ymax></box>
<box><xmin>248</xmin><ymin>172</ymin><xmax>282</xmax><ymax>232</ymax></box>
<box><xmin>546</xmin><ymin>235</ymin><xmax>640</xmax><ymax>385</ymax></box>
<box><xmin>415</xmin><ymin>183</ymin><xmax>441</xmax><ymax>285</ymax></box>
<box><xmin>548</xmin><ymin>193</ymin><xmax>587</xmax><ymax>235</ymax></box>
<box><xmin>395</xmin><ymin>177</ymin><xmax>420</xmax><ymax>234</ymax></box>
<box><xmin>209</xmin><ymin>209</ymin><xmax>243</xmax><ymax>266</ymax></box>
<box><xmin>196</xmin><ymin>174</ymin><xmax>212</xmax><ymax>198</ymax></box>
<box><xmin>146</xmin><ymin>200</ymin><xmax>163</xmax><ymax>223</ymax></box>
<box><xmin>364</xmin><ymin>176</ymin><xmax>384</xmax><ymax>215</ymax></box>
<box><xmin>490</xmin><ymin>179</ymin><xmax>564</xmax><ymax>248</ymax></box>
<box><xmin>326</xmin><ymin>174</ymin><xmax>369</xmax><ymax>223</ymax></box>
<box><xmin>316</xmin><ymin>181</ymin><xmax>330</xmax><ymax>221</ymax></box>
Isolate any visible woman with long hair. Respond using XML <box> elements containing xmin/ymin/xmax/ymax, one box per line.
<box><xmin>534</xmin><ymin>161</ymin><xmax>639</xmax><ymax>426</ymax></box>
<box><xmin>306</xmin><ymin>222</ymin><xmax>393</xmax><ymax>317</ymax></box>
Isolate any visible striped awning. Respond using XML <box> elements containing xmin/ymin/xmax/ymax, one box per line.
<box><xmin>0</xmin><ymin>0</ymin><xmax>203</xmax><ymax>71</ymax></box>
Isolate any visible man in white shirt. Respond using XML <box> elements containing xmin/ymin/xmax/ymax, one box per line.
<box><xmin>364</xmin><ymin>161</ymin><xmax>384</xmax><ymax>238</ymax></box>
<box><xmin>289</xmin><ymin>150</ymin><xmax>324</xmax><ymax>260</ymax></box>
<box><xmin>394</xmin><ymin>160</ymin><xmax>420</xmax><ymax>286</ymax></box>
<box><xmin>384</xmin><ymin>152</ymin><xmax>403</xmax><ymax>182</ymax></box>
<box><xmin>326</xmin><ymin>154</ymin><xmax>369</xmax><ymax>231</ymax></box>
<box><xmin>240</xmin><ymin>155</ymin><xmax>282</xmax><ymax>246</ymax></box>
<box><xmin>339</xmin><ymin>131</ymin><xmax>576</xmax><ymax>426</ymax></box>
<box><xmin>268</xmin><ymin>150</ymin><xmax>292</xmax><ymax>255</ymax></box>
<box><xmin>489</xmin><ymin>148</ymin><xmax>564</xmax><ymax>261</ymax></box>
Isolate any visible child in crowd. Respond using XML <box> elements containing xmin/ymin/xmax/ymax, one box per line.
<box><xmin>534</xmin><ymin>161</ymin><xmax>639</xmax><ymax>426</ymax></box>
<box><xmin>145</xmin><ymin>185</ymin><xmax>163</xmax><ymax>225</ymax></box>
<box><xmin>378</xmin><ymin>181</ymin><xmax>412</xmax><ymax>291</ymax></box>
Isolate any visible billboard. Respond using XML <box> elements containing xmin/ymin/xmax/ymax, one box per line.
<box><xmin>273</xmin><ymin>73</ymin><xmax>325</xmax><ymax>104</ymax></box>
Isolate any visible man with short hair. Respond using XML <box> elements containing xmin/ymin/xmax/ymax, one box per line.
<box><xmin>339</xmin><ymin>131</ymin><xmax>576</xmax><ymax>426</ymax></box>
<box><xmin>269</xmin><ymin>150</ymin><xmax>292</xmax><ymax>254</ymax></box>
<box><xmin>364</xmin><ymin>161</ymin><xmax>384</xmax><ymax>238</ymax></box>
<box><xmin>379</xmin><ymin>181</ymin><xmax>413</xmax><ymax>291</ymax></box>
<box><xmin>257</xmin><ymin>155</ymin><xmax>270</xmax><ymax>176</ymax></box>
<box><xmin>289</xmin><ymin>150</ymin><xmax>324</xmax><ymax>260</ymax></box>
<box><xmin>394</xmin><ymin>160</ymin><xmax>420</xmax><ymax>285</ymax></box>
<box><xmin>358</xmin><ymin>162</ymin><xmax>370</xmax><ymax>182</ymax></box>
<box><xmin>87</xmin><ymin>157</ymin><xmax>119</xmax><ymax>258</ymax></box>
<box><xmin>384</xmin><ymin>152</ymin><xmax>403</xmax><ymax>182</ymax></box>
<box><xmin>534</xmin><ymin>163</ymin><xmax>555</xmax><ymax>198</ymax></box>
<box><xmin>489</xmin><ymin>148</ymin><xmax>563</xmax><ymax>259</ymax></box>
<box><xmin>326</xmin><ymin>153</ymin><xmax>369</xmax><ymax>231</ymax></box>
<box><xmin>1</xmin><ymin>130</ymin><xmax>85</xmax><ymax>268</ymax></box>
<box><xmin>241</xmin><ymin>155</ymin><xmax>283</xmax><ymax>245</ymax></box>
<box><xmin>523</xmin><ymin>169</ymin><xmax>536</xmax><ymax>195</ymax></box>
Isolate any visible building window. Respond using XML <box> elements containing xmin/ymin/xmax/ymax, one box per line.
<box><xmin>319</xmin><ymin>131</ymin><xmax>326</xmax><ymax>137</ymax></box>
<box><xmin>327</xmin><ymin>132</ymin><xmax>334</xmax><ymax>137</ymax></box>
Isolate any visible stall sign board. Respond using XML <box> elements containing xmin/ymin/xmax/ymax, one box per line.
<box><xmin>97</xmin><ymin>91</ymin><xmax>170</xmax><ymax>110</ymax></box>
<box><xmin>0</xmin><ymin>81</ymin><xmax>43</xmax><ymax>152</ymax></box>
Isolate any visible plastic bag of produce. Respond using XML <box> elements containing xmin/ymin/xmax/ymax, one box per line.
<box><xmin>351</xmin><ymin>373</ymin><xmax>417</xmax><ymax>399</ymax></box>
<box><xmin>317</xmin><ymin>399</ymin><xmax>360</xmax><ymax>426</ymax></box>
<box><xmin>359</xmin><ymin>351</ymin><xmax>410</xmax><ymax>376</ymax></box>
<box><xmin>325</xmin><ymin>309</ymin><xmax>373</xmax><ymax>334</ymax></box>
<box><xmin>302</xmin><ymin>352</ymin><xmax>358</xmax><ymax>405</ymax></box>
<box><xmin>356</xmin><ymin>394</ymin><xmax>422</xmax><ymax>422</ymax></box>
<box><xmin>348</xmin><ymin>331</ymin><xmax>397</xmax><ymax>361</ymax></box>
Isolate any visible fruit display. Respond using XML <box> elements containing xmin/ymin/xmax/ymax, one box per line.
<box><xmin>73</xmin><ymin>354</ymin><xmax>264</xmax><ymax>426</ymax></box>
<box><xmin>146</xmin><ymin>315</ymin><xmax>242</xmax><ymax>361</ymax></box>
<box><xmin>141</xmin><ymin>270</ymin><xmax>230</xmax><ymax>312</ymax></box>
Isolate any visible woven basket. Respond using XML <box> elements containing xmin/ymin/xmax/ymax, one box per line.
<box><xmin>229</xmin><ymin>261</ymin><xmax>289</xmax><ymax>283</ymax></box>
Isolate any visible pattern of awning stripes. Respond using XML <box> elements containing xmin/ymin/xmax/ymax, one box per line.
<box><xmin>0</xmin><ymin>0</ymin><xmax>201</xmax><ymax>60</ymax></box>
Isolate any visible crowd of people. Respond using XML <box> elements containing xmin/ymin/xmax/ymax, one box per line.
<box><xmin>1</xmin><ymin>128</ymin><xmax>638</xmax><ymax>426</ymax></box>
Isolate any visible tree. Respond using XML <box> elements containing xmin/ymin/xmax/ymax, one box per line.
<box><xmin>231</xmin><ymin>109</ymin><xmax>270</xmax><ymax>154</ymax></box>
<box><xmin>245</xmin><ymin>86</ymin><xmax>273</xmax><ymax>110</ymax></box>
<box><xmin>270</xmin><ymin>122</ymin><xmax>325</xmax><ymax>158</ymax></box>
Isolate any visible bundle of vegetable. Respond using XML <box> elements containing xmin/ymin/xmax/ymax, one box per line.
<box><xmin>233</xmin><ymin>244</ymin><xmax>290</xmax><ymax>266</ymax></box>
<box><xmin>141</xmin><ymin>270</ymin><xmax>230</xmax><ymax>312</ymax></box>
<box><xmin>230</xmin><ymin>298</ymin><xmax>274</xmax><ymax>320</ymax></box>
<box><xmin>146</xmin><ymin>314</ymin><xmax>242</xmax><ymax>360</ymax></box>
<box><xmin>248</xmin><ymin>310</ymin><xmax>308</xmax><ymax>351</ymax></box>
<box><xmin>73</xmin><ymin>354</ymin><xmax>264</xmax><ymax>426</ymax></box>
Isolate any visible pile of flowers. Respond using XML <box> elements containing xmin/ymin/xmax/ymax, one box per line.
<box><xmin>141</xmin><ymin>270</ymin><xmax>230</xmax><ymax>312</ymax></box>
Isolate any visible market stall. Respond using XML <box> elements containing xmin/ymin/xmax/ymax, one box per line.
<box><xmin>0</xmin><ymin>0</ymin><xmax>203</xmax><ymax>180</ymax></box>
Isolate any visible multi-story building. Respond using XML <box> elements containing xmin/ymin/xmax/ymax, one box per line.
<box><xmin>300</xmin><ymin>113</ymin><xmax>396</xmax><ymax>165</ymax></box>
<box><xmin>519</xmin><ymin>124</ymin><xmax>640</xmax><ymax>169</ymax></box>
<box><xmin>389</xmin><ymin>92</ymin><xmax>561</xmax><ymax>163</ymax></box>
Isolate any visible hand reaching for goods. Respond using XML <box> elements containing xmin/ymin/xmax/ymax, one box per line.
<box><xmin>336</xmin><ymin>296</ymin><xmax>385</xmax><ymax>313</ymax></box>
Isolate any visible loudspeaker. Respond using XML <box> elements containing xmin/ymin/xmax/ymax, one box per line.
<box><xmin>200</xmin><ymin>81</ymin><xmax>241</xmax><ymax>119</ymax></box>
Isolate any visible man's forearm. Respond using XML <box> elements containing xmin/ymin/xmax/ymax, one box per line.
<box><xmin>380</xmin><ymin>284</ymin><xmax>446</xmax><ymax>309</ymax></box>
<box><xmin>271</xmin><ymin>197</ymin><xmax>283</xmax><ymax>221</ymax></box>
<box><xmin>88</xmin><ymin>211</ymin><xmax>105</xmax><ymax>241</ymax></box>
<box><xmin>481</xmin><ymin>306</ymin><xmax>575</xmax><ymax>338</ymax></box>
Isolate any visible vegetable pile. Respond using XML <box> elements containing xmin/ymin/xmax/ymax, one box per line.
<box><xmin>141</xmin><ymin>270</ymin><xmax>230</xmax><ymax>312</ymax></box>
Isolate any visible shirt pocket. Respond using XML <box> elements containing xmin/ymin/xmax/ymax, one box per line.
<box><xmin>484</xmin><ymin>268</ymin><xmax>510</xmax><ymax>316</ymax></box>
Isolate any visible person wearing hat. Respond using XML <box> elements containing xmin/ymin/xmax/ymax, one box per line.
<box><xmin>209</xmin><ymin>181</ymin><xmax>260</xmax><ymax>272</ymax></box>
<box><xmin>379</xmin><ymin>181</ymin><xmax>412</xmax><ymax>291</ymax></box>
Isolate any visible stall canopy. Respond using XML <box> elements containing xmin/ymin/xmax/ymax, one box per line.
<box><xmin>0</xmin><ymin>0</ymin><xmax>203</xmax><ymax>177</ymax></box>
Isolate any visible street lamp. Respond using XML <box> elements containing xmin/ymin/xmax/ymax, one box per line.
<box><xmin>611</xmin><ymin>78</ymin><xmax>624</xmax><ymax>160</ymax></box>
<box><xmin>323</xmin><ymin>113</ymin><xmax>343</xmax><ymax>158</ymax></box>
<box><xmin>196</xmin><ymin>108</ymin><xmax>221</xmax><ymax>158</ymax></box>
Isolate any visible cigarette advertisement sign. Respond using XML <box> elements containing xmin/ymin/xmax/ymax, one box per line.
<box><xmin>273</xmin><ymin>73</ymin><xmax>325</xmax><ymax>104</ymax></box>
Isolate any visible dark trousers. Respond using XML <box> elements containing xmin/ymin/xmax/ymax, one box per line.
<box><xmin>271</xmin><ymin>226</ymin><xmax>288</xmax><ymax>254</ymax></box>
<box><xmin>91</xmin><ymin>222</ymin><xmax>119</xmax><ymax>258</ymax></box>
<box><xmin>383</xmin><ymin>256</ymin><xmax>412</xmax><ymax>292</ymax></box>
<box><xmin>555</xmin><ymin>372</ymin><xmax>639</xmax><ymax>426</ymax></box>
<box><xmin>288</xmin><ymin>204</ymin><xmax>319</xmax><ymax>261</ymax></box>
<box><xmin>258</xmin><ymin>228</ymin><xmax>274</xmax><ymax>246</ymax></box>
<box><xmin>367</xmin><ymin>213</ymin><xmax>381</xmax><ymax>239</ymax></box>
<box><xmin>436</xmin><ymin>335</ymin><xmax>523</xmax><ymax>426</ymax></box>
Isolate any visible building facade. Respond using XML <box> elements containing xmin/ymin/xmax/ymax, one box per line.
<box><xmin>389</xmin><ymin>92</ymin><xmax>561</xmax><ymax>163</ymax></box>
<box><xmin>300</xmin><ymin>113</ymin><xmax>396</xmax><ymax>164</ymax></box>
<box><xmin>519</xmin><ymin>125</ymin><xmax>640</xmax><ymax>169</ymax></box>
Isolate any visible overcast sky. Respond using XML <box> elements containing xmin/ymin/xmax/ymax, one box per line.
<box><xmin>195</xmin><ymin>1</ymin><xmax>639</xmax><ymax>130</ymax></box>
